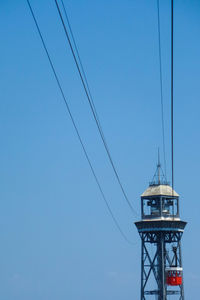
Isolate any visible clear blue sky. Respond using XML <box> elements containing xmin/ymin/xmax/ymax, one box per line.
<box><xmin>1</xmin><ymin>0</ymin><xmax>200</xmax><ymax>299</ymax></box>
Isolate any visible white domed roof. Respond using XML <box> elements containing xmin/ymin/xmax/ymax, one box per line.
<box><xmin>141</xmin><ymin>184</ymin><xmax>179</xmax><ymax>197</ymax></box>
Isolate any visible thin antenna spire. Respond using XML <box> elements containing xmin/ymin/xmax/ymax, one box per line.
<box><xmin>149</xmin><ymin>149</ymin><xmax>168</xmax><ymax>186</ymax></box>
<box><xmin>158</xmin><ymin>148</ymin><xmax>161</xmax><ymax>185</ymax></box>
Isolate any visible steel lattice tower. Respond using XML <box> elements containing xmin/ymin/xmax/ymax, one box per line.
<box><xmin>135</xmin><ymin>161</ymin><xmax>186</xmax><ymax>300</ymax></box>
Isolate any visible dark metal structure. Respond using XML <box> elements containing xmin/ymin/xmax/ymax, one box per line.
<box><xmin>135</xmin><ymin>161</ymin><xmax>186</xmax><ymax>300</ymax></box>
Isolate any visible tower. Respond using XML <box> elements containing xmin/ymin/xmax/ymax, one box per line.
<box><xmin>135</xmin><ymin>161</ymin><xmax>186</xmax><ymax>300</ymax></box>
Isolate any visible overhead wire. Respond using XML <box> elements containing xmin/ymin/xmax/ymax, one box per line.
<box><xmin>26</xmin><ymin>0</ymin><xmax>134</xmax><ymax>245</ymax></box>
<box><xmin>54</xmin><ymin>0</ymin><xmax>138</xmax><ymax>217</ymax></box>
<box><xmin>60</xmin><ymin>0</ymin><xmax>110</xmax><ymax>168</ymax></box>
<box><xmin>171</xmin><ymin>0</ymin><xmax>174</xmax><ymax>191</ymax></box>
<box><xmin>60</xmin><ymin>0</ymin><xmax>102</xmax><ymax>134</ymax></box>
<box><xmin>156</xmin><ymin>0</ymin><xmax>167</xmax><ymax>179</ymax></box>
<box><xmin>171</xmin><ymin>0</ymin><xmax>175</xmax><ymax>220</ymax></box>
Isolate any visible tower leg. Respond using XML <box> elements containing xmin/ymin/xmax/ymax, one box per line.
<box><xmin>141</xmin><ymin>239</ymin><xmax>145</xmax><ymax>300</ymax></box>
<box><xmin>179</xmin><ymin>242</ymin><xmax>184</xmax><ymax>300</ymax></box>
<box><xmin>138</xmin><ymin>230</ymin><xmax>186</xmax><ymax>299</ymax></box>
<box><xmin>157</xmin><ymin>233</ymin><xmax>166</xmax><ymax>300</ymax></box>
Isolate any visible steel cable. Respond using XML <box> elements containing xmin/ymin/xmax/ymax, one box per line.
<box><xmin>54</xmin><ymin>0</ymin><xmax>138</xmax><ymax>217</ymax></box>
<box><xmin>26</xmin><ymin>0</ymin><xmax>134</xmax><ymax>245</ymax></box>
<box><xmin>171</xmin><ymin>0</ymin><xmax>174</xmax><ymax>191</ymax></box>
<box><xmin>157</xmin><ymin>0</ymin><xmax>167</xmax><ymax>179</ymax></box>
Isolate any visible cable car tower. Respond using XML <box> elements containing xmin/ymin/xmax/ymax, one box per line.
<box><xmin>135</xmin><ymin>159</ymin><xmax>186</xmax><ymax>299</ymax></box>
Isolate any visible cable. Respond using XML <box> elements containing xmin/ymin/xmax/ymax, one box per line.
<box><xmin>60</xmin><ymin>0</ymin><xmax>102</xmax><ymax>133</ymax></box>
<box><xmin>54</xmin><ymin>0</ymin><xmax>138</xmax><ymax>217</ymax></box>
<box><xmin>156</xmin><ymin>0</ymin><xmax>167</xmax><ymax>179</ymax></box>
<box><xmin>55</xmin><ymin>0</ymin><xmax>137</xmax><ymax>216</ymax></box>
<box><xmin>171</xmin><ymin>0</ymin><xmax>174</xmax><ymax>191</ymax></box>
<box><xmin>60</xmin><ymin>0</ymin><xmax>109</xmax><ymax>163</ymax></box>
<box><xmin>171</xmin><ymin>0</ymin><xmax>175</xmax><ymax>220</ymax></box>
<box><xmin>26</xmin><ymin>0</ymin><xmax>134</xmax><ymax>245</ymax></box>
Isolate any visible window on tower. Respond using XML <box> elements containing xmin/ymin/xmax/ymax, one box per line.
<box><xmin>142</xmin><ymin>196</ymin><xmax>179</xmax><ymax>219</ymax></box>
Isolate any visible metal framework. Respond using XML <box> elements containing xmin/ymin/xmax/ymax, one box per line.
<box><xmin>135</xmin><ymin>164</ymin><xmax>186</xmax><ymax>300</ymax></box>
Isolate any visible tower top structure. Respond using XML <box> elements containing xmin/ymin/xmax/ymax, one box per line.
<box><xmin>140</xmin><ymin>159</ymin><xmax>180</xmax><ymax>221</ymax></box>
